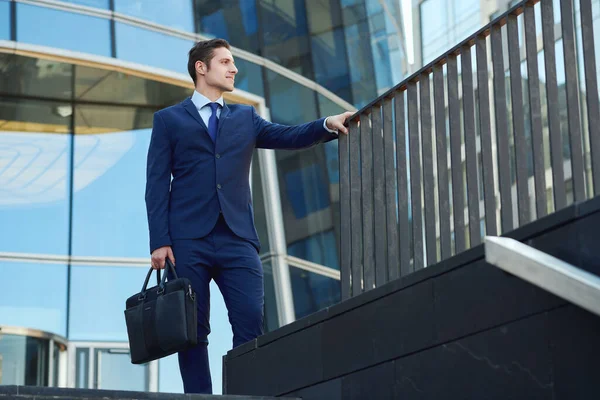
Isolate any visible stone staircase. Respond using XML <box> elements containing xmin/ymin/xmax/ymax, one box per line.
<box><xmin>0</xmin><ymin>386</ymin><xmax>298</xmax><ymax>400</ymax></box>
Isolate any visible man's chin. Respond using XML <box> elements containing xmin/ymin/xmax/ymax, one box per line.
<box><xmin>221</xmin><ymin>83</ymin><xmax>235</xmax><ymax>92</ymax></box>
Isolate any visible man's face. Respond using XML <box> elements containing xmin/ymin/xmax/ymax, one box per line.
<box><xmin>200</xmin><ymin>47</ymin><xmax>238</xmax><ymax>92</ymax></box>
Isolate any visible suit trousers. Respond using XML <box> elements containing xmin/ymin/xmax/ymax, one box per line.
<box><xmin>169</xmin><ymin>214</ymin><xmax>264</xmax><ymax>394</ymax></box>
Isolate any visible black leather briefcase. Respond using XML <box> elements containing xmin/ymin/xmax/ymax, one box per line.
<box><xmin>124</xmin><ymin>259</ymin><xmax>198</xmax><ymax>364</ymax></box>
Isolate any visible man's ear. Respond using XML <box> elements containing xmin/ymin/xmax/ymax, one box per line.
<box><xmin>196</xmin><ymin>60</ymin><xmax>204</xmax><ymax>75</ymax></box>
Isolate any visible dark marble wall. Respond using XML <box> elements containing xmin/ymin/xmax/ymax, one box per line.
<box><xmin>224</xmin><ymin>197</ymin><xmax>600</xmax><ymax>399</ymax></box>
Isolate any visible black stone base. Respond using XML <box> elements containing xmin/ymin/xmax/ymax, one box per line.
<box><xmin>224</xmin><ymin>197</ymin><xmax>600</xmax><ymax>399</ymax></box>
<box><xmin>0</xmin><ymin>385</ymin><xmax>296</xmax><ymax>400</ymax></box>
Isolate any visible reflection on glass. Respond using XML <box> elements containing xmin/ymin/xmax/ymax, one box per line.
<box><xmin>115</xmin><ymin>23</ymin><xmax>193</xmax><ymax>75</ymax></box>
<box><xmin>234</xmin><ymin>58</ymin><xmax>264</xmax><ymax>97</ymax></box>
<box><xmin>0</xmin><ymin>54</ymin><xmax>73</xmax><ymax>100</ymax></box>
<box><xmin>0</xmin><ymin>335</ymin><xmax>49</xmax><ymax>386</ymax></box>
<box><xmin>195</xmin><ymin>0</ymin><xmax>260</xmax><ymax>54</ymax></box>
<box><xmin>70</xmin><ymin>106</ymin><xmax>153</xmax><ymax>256</ymax></box>
<box><xmin>259</xmin><ymin>0</ymin><xmax>313</xmax><ymax>76</ymax></box>
<box><xmin>340</xmin><ymin>3</ymin><xmax>377</xmax><ymax>108</ymax></box>
<box><xmin>114</xmin><ymin>0</ymin><xmax>194</xmax><ymax>32</ymax></box>
<box><xmin>310</xmin><ymin>28</ymin><xmax>352</xmax><ymax>102</ymax></box>
<box><xmin>95</xmin><ymin>348</ymin><xmax>147</xmax><ymax>391</ymax></box>
<box><xmin>0</xmin><ymin>262</ymin><xmax>68</xmax><ymax>335</ymax></box>
<box><xmin>68</xmin><ymin>265</ymin><xmax>148</xmax><ymax>341</ymax></box>
<box><xmin>74</xmin><ymin>65</ymin><xmax>190</xmax><ymax>107</ymax></box>
<box><xmin>0</xmin><ymin>0</ymin><xmax>10</xmax><ymax>40</ymax></box>
<box><xmin>0</xmin><ymin>97</ymin><xmax>71</xmax><ymax>255</ymax></box>
<box><xmin>71</xmin><ymin>105</ymin><xmax>154</xmax><ymax>257</ymax></box>
<box><xmin>289</xmin><ymin>266</ymin><xmax>339</xmax><ymax>319</ymax></box>
<box><xmin>276</xmin><ymin>144</ymin><xmax>339</xmax><ymax>269</ymax></box>
<box><xmin>266</xmin><ymin>71</ymin><xmax>317</xmax><ymax>124</ymax></box>
<box><xmin>16</xmin><ymin>3</ymin><xmax>111</xmax><ymax>57</ymax></box>
<box><xmin>288</xmin><ymin>230</ymin><xmax>339</xmax><ymax>269</ymax></box>
<box><xmin>62</xmin><ymin>0</ymin><xmax>109</xmax><ymax>8</ymax></box>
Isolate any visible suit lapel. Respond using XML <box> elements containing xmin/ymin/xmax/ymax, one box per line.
<box><xmin>182</xmin><ymin>98</ymin><xmax>209</xmax><ymax>134</ymax></box>
<box><xmin>216</xmin><ymin>103</ymin><xmax>230</xmax><ymax>140</ymax></box>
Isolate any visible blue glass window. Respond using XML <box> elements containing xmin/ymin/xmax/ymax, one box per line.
<box><xmin>0</xmin><ymin>98</ymin><xmax>71</xmax><ymax>255</ymax></box>
<box><xmin>115</xmin><ymin>23</ymin><xmax>193</xmax><ymax>75</ymax></box>
<box><xmin>0</xmin><ymin>262</ymin><xmax>68</xmax><ymax>336</ymax></box>
<box><xmin>68</xmin><ymin>266</ymin><xmax>148</xmax><ymax>340</ymax></box>
<box><xmin>289</xmin><ymin>266</ymin><xmax>340</xmax><ymax>319</ymax></box>
<box><xmin>234</xmin><ymin>58</ymin><xmax>265</xmax><ymax>97</ymax></box>
<box><xmin>196</xmin><ymin>0</ymin><xmax>260</xmax><ymax>54</ymax></box>
<box><xmin>310</xmin><ymin>28</ymin><xmax>352</xmax><ymax>102</ymax></box>
<box><xmin>114</xmin><ymin>0</ymin><xmax>194</xmax><ymax>32</ymax></box>
<box><xmin>259</xmin><ymin>0</ymin><xmax>313</xmax><ymax>76</ymax></box>
<box><xmin>266</xmin><ymin>71</ymin><xmax>317</xmax><ymax>125</ymax></box>
<box><xmin>71</xmin><ymin>105</ymin><xmax>154</xmax><ymax>258</ymax></box>
<box><xmin>283</xmin><ymin>163</ymin><xmax>330</xmax><ymax>218</ymax></box>
<box><xmin>0</xmin><ymin>0</ymin><xmax>10</xmax><ymax>40</ymax></box>
<box><xmin>16</xmin><ymin>4</ymin><xmax>111</xmax><ymax>57</ymax></box>
<box><xmin>288</xmin><ymin>230</ymin><xmax>339</xmax><ymax>269</ymax></box>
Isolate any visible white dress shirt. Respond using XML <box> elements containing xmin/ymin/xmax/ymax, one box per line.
<box><xmin>191</xmin><ymin>90</ymin><xmax>224</xmax><ymax>127</ymax></box>
<box><xmin>190</xmin><ymin>90</ymin><xmax>337</xmax><ymax>134</ymax></box>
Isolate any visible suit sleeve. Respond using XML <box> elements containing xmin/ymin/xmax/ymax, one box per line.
<box><xmin>253</xmin><ymin>107</ymin><xmax>338</xmax><ymax>149</ymax></box>
<box><xmin>145</xmin><ymin>112</ymin><xmax>172</xmax><ymax>254</ymax></box>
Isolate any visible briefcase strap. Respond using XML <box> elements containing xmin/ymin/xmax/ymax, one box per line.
<box><xmin>139</xmin><ymin>259</ymin><xmax>179</xmax><ymax>299</ymax></box>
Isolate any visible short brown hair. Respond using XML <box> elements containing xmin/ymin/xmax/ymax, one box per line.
<box><xmin>187</xmin><ymin>39</ymin><xmax>231</xmax><ymax>84</ymax></box>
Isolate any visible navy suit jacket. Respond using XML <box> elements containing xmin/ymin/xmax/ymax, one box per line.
<box><xmin>145</xmin><ymin>97</ymin><xmax>338</xmax><ymax>254</ymax></box>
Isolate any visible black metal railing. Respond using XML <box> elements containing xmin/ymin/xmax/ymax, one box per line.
<box><xmin>338</xmin><ymin>0</ymin><xmax>600</xmax><ymax>299</ymax></box>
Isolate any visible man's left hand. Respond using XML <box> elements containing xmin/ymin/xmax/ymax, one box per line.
<box><xmin>326</xmin><ymin>111</ymin><xmax>355</xmax><ymax>135</ymax></box>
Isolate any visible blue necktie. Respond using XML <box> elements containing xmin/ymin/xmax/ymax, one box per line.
<box><xmin>207</xmin><ymin>102</ymin><xmax>219</xmax><ymax>142</ymax></box>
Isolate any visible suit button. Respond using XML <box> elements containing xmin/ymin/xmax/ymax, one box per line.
<box><xmin>216</xmin><ymin>154</ymin><xmax>221</xmax><ymax>159</ymax></box>
<box><xmin>217</xmin><ymin>184</ymin><xmax>222</xmax><ymax>189</ymax></box>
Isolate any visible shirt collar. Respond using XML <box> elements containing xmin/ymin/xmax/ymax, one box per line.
<box><xmin>191</xmin><ymin>90</ymin><xmax>224</xmax><ymax>111</ymax></box>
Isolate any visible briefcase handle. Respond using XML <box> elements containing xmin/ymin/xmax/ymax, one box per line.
<box><xmin>139</xmin><ymin>259</ymin><xmax>179</xmax><ymax>300</ymax></box>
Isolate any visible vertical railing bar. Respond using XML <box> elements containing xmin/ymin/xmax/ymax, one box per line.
<box><xmin>560</xmin><ymin>0</ymin><xmax>586</xmax><ymax>202</ymax></box>
<box><xmin>541</xmin><ymin>0</ymin><xmax>566</xmax><ymax>211</ymax></box>
<box><xmin>524</xmin><ymin>3</ymin><xmax>547</xmax><ymax>218</ymax></box>
<box><xmin>420</xmin><ymin>72</ymin><xmax>437</xmax><ymax>264</ymax></box>
<box><xmin>407</xmin><ymin>81</ymin><xmax>424</xmax><ymax>270</ymax></box>
<box><xmin>491</xmin><ymin>23</ymin><xmax>514</xmax><ymax>233</ymax></box>
<box><xmin>339</xmin><ymin>118</ymin><xmax>351</xmax><ymax>300</ymax></box>
<box><xmin>461</xmin><ymin>44</ymin><xmax>481</xmax><ymax>246</ymax></box>
<box><xmin>360</xmin><ymin>111</ymin><xmax>375</xmax><ymax>290</ymax></box>
<box><xmin>383</xmin><ymin>96</ymin><xmax>400</xmax><ymax>281</ymax></box>
<box><xmin>579</xmin><ymin>0</ymin><xmax>600</xmax><ymax>196</ymax></box>
<box><xmin>433</xmin><ymin>64</ymin><xmax>452</xmax><ymax>259</ymax></box>
<box><xmin>349</xmin><ymin>119</ymin><xmax>363</xmax><ymax>296</ymax></box>
<box><xmin>395</xmin><ymin>91</ymin><xmax>411</xmax><ymax>277</ymax></box>
<box><xmin>476</xmin><ymin>35</ymin><xmax>497</xmax><ymax>236</ymax></box>
<box><xmin>507</xmin><ymin>13</ymin><xmax>531</xmax><ymax>226</ymax></box>
<box><xmin>447</xmin><ymin>54</ymin><xmax>466</xmax><ymax>253</ymax></box>
<box><xmin>371</xmin><ymin>104</ymin><xmax>388</xmax><ymax>286</ymax></box>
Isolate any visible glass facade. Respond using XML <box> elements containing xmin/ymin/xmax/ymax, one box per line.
<box><xmin>1</xmin><ymin>0</ymin><xmax>404</xmax><ymax>394</ymax></box>
<box><xmin>16</xmin><ymin>3</ymin><xmax>112</xmax><ymax>56</ymax></box>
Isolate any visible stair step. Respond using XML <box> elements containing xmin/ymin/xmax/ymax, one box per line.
<box><xmin>0</xmin><ymin>386</ymin><xmax>297</xmax><ymax>400</ymax></box>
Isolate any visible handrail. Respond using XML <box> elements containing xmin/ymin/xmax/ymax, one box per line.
<box><xmin>484</xmin><ymin>236</ymin><xmax>600</xmax><ymax>317</ymax></box>
<box><xmin>338</xmin><ymin>0</ymin><xmax>600</xmax><ymax>299</ymax></box>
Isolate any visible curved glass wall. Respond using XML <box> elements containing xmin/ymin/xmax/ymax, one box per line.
<box><xmin>0</xmin><ymin>327</ymin><xmax>67</xmax><ymax>387</ymax></box>
<box><xmin>16</xmin><ymin>3</ymin><xmax>112</xmax><ymax>56</ymax></box>
<box><xmin>0</xmin><ymin>0</ymin><xmax>406</xmax><ymax>392</ymax></box>
<box><xmin>114</xmin><ymin>0</ymin><xmax>194</xmax><ymax>32</ymax></box>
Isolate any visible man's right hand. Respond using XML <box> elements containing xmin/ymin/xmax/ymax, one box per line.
<box><xmin>151</xmin><ymin>246</ymin><xmax>175</xmax><ymax>270</ymax></box>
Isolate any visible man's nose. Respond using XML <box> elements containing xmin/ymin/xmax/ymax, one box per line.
<box><xmin>231</xmin><ymin>65</ymin><xmax>238</xmax><ymax>74</ymax></box>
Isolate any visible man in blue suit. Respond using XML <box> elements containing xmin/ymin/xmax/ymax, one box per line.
<box><xmin>145</xmin><ymin>38</ymin><xmax>353</xmax><ymax>394</ymax></box>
